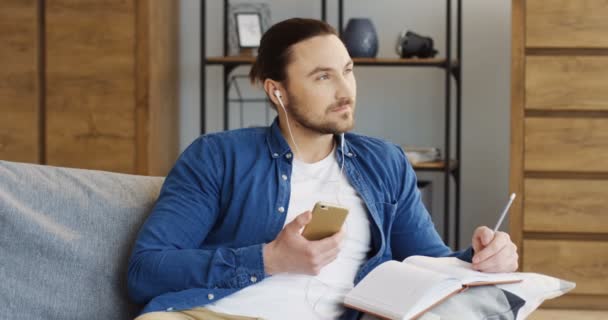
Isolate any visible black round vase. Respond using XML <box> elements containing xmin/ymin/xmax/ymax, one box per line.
<box><xmin>341</xmin><ymin>18</ymin><xmax>379</xmax><ymax>58</ymax></box>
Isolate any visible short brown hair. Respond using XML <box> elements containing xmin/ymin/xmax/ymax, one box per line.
<box><xmin>249</xmin><ymin>18</ymin><xmax>338</xmax><ymax>86</ymax></box>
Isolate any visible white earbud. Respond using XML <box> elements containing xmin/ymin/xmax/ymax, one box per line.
<box><xmin>274</xmin><ymin>88</ymin><xmax>301</xmax><ymax>157</ymax></box>
<box><xmin>274</xmin><ymin>89</ymin><xmax>287</xmax><ymax>114</ymax></box>
<box><xmin>274</xmin><ymin>89</ymin><xmax>286</xmax><ymax>110</ymax></box>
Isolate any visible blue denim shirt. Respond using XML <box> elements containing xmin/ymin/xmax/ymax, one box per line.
<box><xmin>128</xmin><ymin>118</ymin><xmax>473</xmax><ymax>319</ymax></box>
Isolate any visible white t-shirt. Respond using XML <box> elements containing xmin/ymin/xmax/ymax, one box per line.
<box><xmin>206</xmin><ymin>148</ymin><xmax>372</xmax><ymax>319</ymax></box>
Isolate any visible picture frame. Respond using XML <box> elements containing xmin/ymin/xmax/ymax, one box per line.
<box><xmin>228</xmin><ymin>2</ymin><xmax>271</xmax><ymax>56</ymax></box>
<box><xmin>235</xmin><ymin>12</ymin><xmax>263</xmax><ymax>49</ymax></box>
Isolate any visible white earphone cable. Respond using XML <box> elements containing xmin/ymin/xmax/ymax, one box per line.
<box><xmin>275</xmin><ymin>89</ymin><xmax>349</xmax><ymax>319</ymax></box>
<box><xmin>275</xmin><ymin>90</ymin><xmax>302</xmax><ymax>158</ymax></box>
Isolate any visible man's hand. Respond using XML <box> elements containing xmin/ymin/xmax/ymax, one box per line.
<box><xmin>471</xmin><ymin>226</ymin><xmax>518</xmax><ymax>273</ymax></box>
<box><xmin>263</xmin><ymin>211</ymin><xmax>344</xmax><ymax>276</ymax></box>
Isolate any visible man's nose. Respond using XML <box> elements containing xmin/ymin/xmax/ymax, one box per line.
<box><xmin>334</xmin><ymin>75</ymin><xmax>355</xmax><ymax>100</ymax></box>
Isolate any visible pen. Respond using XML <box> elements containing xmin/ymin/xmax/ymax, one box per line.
<box><xmin>493</xmin><ymin>193</ymin><xmax>516</xmax><ymax>232</ymax></box>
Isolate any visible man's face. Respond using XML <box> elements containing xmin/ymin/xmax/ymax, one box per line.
<box><xmin>283</xmin><ymin>34</ymin><xmax>357</xmax><ymax>135</ymax></box>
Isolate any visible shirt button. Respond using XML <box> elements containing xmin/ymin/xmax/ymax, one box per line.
<box><xmin>250</xmin><ymin>276</ymin><xmax>258</xmax><ymax>283</ymax></box>
<box><xmin>272</xmin><ymin>153</ymin><xmax>279</xmax><ymax>158</ymax></box>
<box><xmin>208</xmin><ymin>293</ymin><xmax>215</xmax><ymax>300</ymax></box>
<box><xmin>285</xmin><ymin>153</ymin><xmax>292</xmax><ymax>159</ymax></box>
<box><xmin>278</xmin><ymin>206</ymin><xmax>285</xmax><ymax>213</ymax></box>
<box><xmin>281</xmin><ymin>174</ymin><xmax>288</xmax><ymax>181</ymax></box>
<box><xmin>347</xmin><ymin>152</ymin><xmax>353</xmax><ymax>157</ymax></box>
<box><xmin>166</xmin><ymin>307</ymin><xmax>174</xmax><ymax>311</ymax></box>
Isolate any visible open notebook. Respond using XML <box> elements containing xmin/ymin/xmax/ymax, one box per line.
<box><xmin>344</xmin><ymin>256</ymin><xmax>522</xmax><ymax>320</ymax></box>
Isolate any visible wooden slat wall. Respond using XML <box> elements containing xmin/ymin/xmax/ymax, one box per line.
<box><xmin>526</xmin><ymin>56</ymin><xmax>608</xmax><ymax>111</ymax></box>
<box><xmin>509</xmin><ymin>0</ymin><xmax>526</xmax><ymax>255</ymax></box>
<box><xmin>524</xmin><ymin>118</ymin><xmax>608</xmax><ymax>172</ymax></box>
<box><xmin>136</xmin><ymin>0</ymin><xmax>179</xmax><ymax>176</ymax></box>
<box><xmin>0</xmin><ymin>0</ymin><xmax>178</xmax><ymax>175</ymax></box>
<box><xmin>530</xmin><ymin>309</ymin><xmax>608</xmax><ymax>320</ymax></box>
<box><xmin>524</xmin><ymin>178</ymin><xmax>608</xmax><ymax>233</ymax></box>
<box><xmin>45</xmin><ymin>0</ymin><xmax>137</xmax><ymax>173</ymax></box>
<box><xmin>524</xmin><ymin>240</ymin><xmax>608</xmax><ymax>295</ymax></box>
<box><xmin>512</xmin><ymin>0</ymin><xmax>608</xmax><ymax>311</ymax></box>
<box><xmin>526</xmin><ymin>0</ymin><xmax>608</xmax><ymax>48</ymax></box>
<box><xmin>0</xmin><ymin>0</ymin><xmax>40</xmax><ymax>163</ymax></box>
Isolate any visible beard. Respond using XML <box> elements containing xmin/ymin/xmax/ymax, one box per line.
<box><xmin>286</xmin><ymin>92</ymin><xmax>355</xmax><ymax>135</ymax></box>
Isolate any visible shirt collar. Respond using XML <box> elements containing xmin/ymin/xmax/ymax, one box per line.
<box><xmin>265</xmin><ymin>117</ymin><xmax>356</xmax><ymax>159</ymax></box>
<box><xmin>266</xmin><ymin>117</ymin><xmax>292</xmax><ymax>159</ymax></box>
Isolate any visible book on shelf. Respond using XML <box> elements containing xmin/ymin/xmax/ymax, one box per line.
<box><xmin>344</xmin><ymin>256</ymin><xmax>522</xmax><ymax>320</ymax></box>
<box><xmin>402</xmin><ymin>146</ymin><xmax>441</xmax><ymax>164</ymax></box>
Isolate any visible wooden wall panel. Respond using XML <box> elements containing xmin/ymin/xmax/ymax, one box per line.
<box><xmin>524</xmin><ymin>178</ymin><xmax>608</xmax><ymax>233</ymax></box>
<box><xmin>0</xmin><ymin>0</ymin><xmax>39</xmax><ymax>163</ymax></box>
<box><xmin>526</xmin><ymin>0</ymin><xmax>608</xmax><ymax>48</ymax></box>
<box><xmin>529</xmin><ymin>309</ymin><xmax>608</xmax><ymax>320</ymax></box>
<box><xmin>524</xmin><ymin>240</ymin><xmax>608</xmax><ymax>295</ymax></box>
<box><xmin>526</xmin><ymin>56</ymin><xmax>608</xmax><ymax>111</ymax></box>
<box><xmin>524</xmin><ymin>118</ymin><xmax>608</xmax><ymax>172</ymax></box>
<box><xmin>514</xmin><ymin>0</ymin><xmax>608</xmax><ymax>311</ymax></box>
<box><xmin>45</xmin><ymin>0</ymin><xmax>136</xmax><ymax>173</ymax></box>
<box><xmin>510</xmin><ymin>0</ymin><xmax>526</xmax><ymax>254</ymax></box>
<box><xmin>136</xmin><ymin>0</ymin><xmax>179</xmax><ymax>176</ymax></box>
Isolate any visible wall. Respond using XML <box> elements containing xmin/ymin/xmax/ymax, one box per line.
<box><xmin>178</xmin><ymin>0</ymin><xmax>512</xmax><ymax>249</ymax></box>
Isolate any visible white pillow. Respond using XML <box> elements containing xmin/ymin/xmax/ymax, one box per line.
<box><xmin>497</xmin><ymin>272</ymin><xmax>576</xmax><ymax>319</ymax></box>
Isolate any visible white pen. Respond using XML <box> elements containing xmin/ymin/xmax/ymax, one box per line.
<box><xmin>494</xmin><ymin>193</ymin><xmax>516</xmax><ymax>232</ymax></box>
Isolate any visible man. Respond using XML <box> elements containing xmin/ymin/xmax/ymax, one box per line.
<box><xmin>128</xmin><ymin>18</ymin><xmax>518</xmax><ymax>320</ymax></box>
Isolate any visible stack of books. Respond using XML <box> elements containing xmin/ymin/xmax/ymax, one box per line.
<box><xmin>402</xmin><ymin>146</ymin><xmax>441</xmax><ymax>164</ymax></box>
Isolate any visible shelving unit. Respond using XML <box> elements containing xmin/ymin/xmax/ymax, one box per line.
<box><xmin>200</xmin><ymin>0</ymin><xmax>463</xmax><ymax>248</ymax></box>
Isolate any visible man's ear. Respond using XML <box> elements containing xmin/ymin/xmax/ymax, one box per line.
<box><xmin>263</xmin><ymin>79</ymin><xmax>286</xmax><ymax>108</ymax></box>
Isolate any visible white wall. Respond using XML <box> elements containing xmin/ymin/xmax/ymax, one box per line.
<box><xmin>178</xmin><ymin>0</ymin><xmax>511</xmax><ymax>249</ymax></box>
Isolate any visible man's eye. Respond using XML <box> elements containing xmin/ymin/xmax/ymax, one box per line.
<box><xmin>345</xmin><ymin>68</ymin><xmax>353</xmax><ymax>74</ymax></box>
<box><xmin>318</xmin><ymin>74</ymin><xmax>330</xmax><ymax>80</ymax></box>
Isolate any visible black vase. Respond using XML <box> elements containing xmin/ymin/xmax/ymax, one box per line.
<box><xmin>341</xmin><ymin>18</ymin><xmax>378</xmax><ymax>58</ymax></box>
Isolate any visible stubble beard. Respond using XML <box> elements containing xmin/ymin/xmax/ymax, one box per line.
<box><xmin>286</xmin><ymin>93</ymin><xmax>355</xmax><ymax>135</ymax></box>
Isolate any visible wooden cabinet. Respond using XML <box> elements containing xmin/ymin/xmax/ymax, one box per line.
<box><xmin>512</xmin><ymin>0</ymin><xmax>608</xmax><ymax>311</ymax></box>
<box><xmin>0</xmin><ymin>0</ymin><xmax>40</xmax><ymax>164</ymax></box>
<box><xmin>0</xmin><ymin>0</ymin><xmax>178</xmax><ymax>176</ymax></box>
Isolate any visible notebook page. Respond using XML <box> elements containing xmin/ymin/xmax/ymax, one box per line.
<box><xmin>403</xmin><ymin>256</ymin><xmax>521</xmax><ymax>285</ymax></box>
<box><xmin>344</xmin><ymin>260</ymin><xmax>461</xmax><ymax>319</ymax></box>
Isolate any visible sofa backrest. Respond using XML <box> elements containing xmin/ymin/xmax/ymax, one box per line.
<box><xmin>0</xmin><ymin>161</ymin><xmax>164</xmax><ymax>320</ymax></box>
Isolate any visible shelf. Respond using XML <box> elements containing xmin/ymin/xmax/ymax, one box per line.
<box><xmin>412</xmin><ymin>160</ymin><xmax>458</xmax><ymax>172</ymax></box>
<box><xmin>206</xmin><ymin>56</ymin><xmax>459</xmax><ymax>68</ymax></box>
<box><xmin>352</xmin><ymin>58</ymin><xmax>458</xmax><ymax>68</ymax></box>
<box><xmin>206</xmin><ymin>56</ymin><xmax>256</xmax><ymax>65</ymax></box>
<box><xmin>201</xmin><ymin>0</ymin><xmax>463</xmax><ymax>248</ymax></box>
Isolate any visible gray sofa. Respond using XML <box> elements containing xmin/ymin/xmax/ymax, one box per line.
<box><xmin>0</xmin><ymin>160</ymin><xmax>163</xmax><ymax>320</ymax></box>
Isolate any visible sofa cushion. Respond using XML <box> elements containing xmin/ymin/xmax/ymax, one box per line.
<box><xmin>0</xmin><ymin>161</ymin><xmax>163</xmax><ymax>320</ymax></box>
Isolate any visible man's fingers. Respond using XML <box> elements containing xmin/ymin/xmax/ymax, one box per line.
<box><xmin>287</xmin><ymin>211</ymin><xmax>312</xmax><ymax>231</ymax></box>
<box><xmin>472</xmin><ymin>232</ymin><xmax>517</xmax><ymax>271</ymax></box>
<box><xmin>473</xmin><ymin>231</ymin><xmax>509</xmax><ymax>264</ymax></box>
<box><xmin>475</xmin><ymin>248</ymin><xmax>518</xmax><ymax>273</ymax></box>
<box><xmin>473</xmin><ymin>243</ymin><xmax>508</xmax><ymax>271</ymax></box>
<box><xmin>310</xmin><ymin>228</ymin><xmax>344</xmax><ymax>252</ymax></box>
<box><xmin>318</xmin><ymin>246</ymin><xmax>341</xmax><ymax>265</ymax></box>
<box><xmin>482</xmin><ymin>228</ymin><xmax>494</xmax><ymax>246</ymax></box>
<box><xmin>473</xmin><ymin>226</ymin><xmax>494</xmax><ymax>248</ymax></box>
